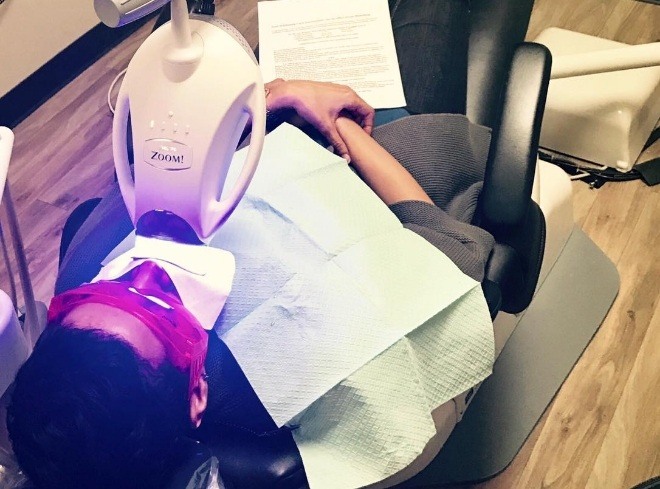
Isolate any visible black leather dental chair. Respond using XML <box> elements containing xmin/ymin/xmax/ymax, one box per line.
<box><xmin>158</xmin><ymin>0</ymin><xmax>551</xmax><ymax>484</ymax></box>
<box><xmin>55</xmin><ymin>0</ymin><xmax>551</xmax><ymax>487</ymax></box>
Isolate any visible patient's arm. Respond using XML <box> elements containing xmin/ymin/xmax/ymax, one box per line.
<box><xmin>335</xmin><ymin>116</ymin><xmax>434</xmax><ymax>206</ymax></box>
<box><xmin>265</xmin><ymin>79</ymin><xmax>375</xmax><ymax>161</ymax></box>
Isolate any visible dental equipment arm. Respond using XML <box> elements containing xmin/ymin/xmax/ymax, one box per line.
<box><xmin>96</xmin><ymin>0</ymin><xmax>200</xmax><ymax>63</ymax></box>
<box><xmin>335</xmin><ymin>117</ymin><xmax>434</xmax><ymax>206</ymax></box>
<box><xmin>0</xmin><ymin>127</ymin><xmax>45</xmax><ymax>348</ymax></box>
<box><xmin>95</xmin><ymin>0</ymin><xmax>170</xmax><ymax>28</ymax></box>
<box><xmin>551</xmin><ymin>42</ymin><xmax>660</xmax><ymax>79</ymax></box>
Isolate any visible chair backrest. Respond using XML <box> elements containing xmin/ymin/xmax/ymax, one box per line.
<box><xmin>467</xmin><ymin>0</ymin><xmax>535</xmax><ymax>128</ymax></box>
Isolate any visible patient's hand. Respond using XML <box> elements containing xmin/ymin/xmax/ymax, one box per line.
<box><xmin>265</xmin><ymin>79</ymin><xmax>375</xmax><ymax>161</ymax></box>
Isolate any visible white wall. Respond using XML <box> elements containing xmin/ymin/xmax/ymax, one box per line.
<box><xmin>0</xmin><ymin>0</ymin><xmax>99</xmax><ymax>98</ymax></box>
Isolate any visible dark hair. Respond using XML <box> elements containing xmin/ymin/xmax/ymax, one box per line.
<box><xmin>7</xmin><ymin>325</ymin><xmax>190</xmax><ymax>489</ymax></box>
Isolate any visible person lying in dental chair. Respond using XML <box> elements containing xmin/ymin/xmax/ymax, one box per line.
<box><xmin>6</xmin><ymin>2</ymin><xmax>495</xmax><ymax>488</ymax></box>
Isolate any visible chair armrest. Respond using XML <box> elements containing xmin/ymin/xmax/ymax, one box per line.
<box><xmin>479</xmin><ymin>42</ymin><xmax>551</xmax><ymax>230</ymax></box>
<box><xmin>485</xmin><ymin>201</ymin><xmax>546</xmax><ymax>314</ymax></box>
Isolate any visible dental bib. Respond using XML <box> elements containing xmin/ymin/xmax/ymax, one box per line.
<box><xmin>104</xmin><ymin>123</ymin><xmax>495</xmax><ymax>489</ymax></box>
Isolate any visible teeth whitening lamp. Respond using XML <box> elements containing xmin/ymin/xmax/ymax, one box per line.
<box><xmin>99</xmin><ymin>0</ymin><xmax>266</xmax><ymax>240</ymax></box>
<box><xmin>95</xmin><ymin>0</ymin><xmax>267</xmax><ymax>327</ymax></box>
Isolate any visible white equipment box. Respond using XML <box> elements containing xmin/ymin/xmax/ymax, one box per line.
<box><xmin>536</xmin><ymin>28</ymin><xmax>660</xmax><ymax>172</ymax></box>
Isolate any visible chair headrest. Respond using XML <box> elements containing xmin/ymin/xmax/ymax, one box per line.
<box><xmin>165</xmin><ymin>438</ymin><xmax>220</xmax><ymax>489</ymax></box>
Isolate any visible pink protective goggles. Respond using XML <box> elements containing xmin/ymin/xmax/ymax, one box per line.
<box><xmin>48</xmin><ymin>262</ymin><xmax>208</xmax><ymax>399</ymax></box>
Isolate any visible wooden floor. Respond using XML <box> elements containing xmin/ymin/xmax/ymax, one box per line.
<box><xmin>1</xmin><ymin>0</ymin><xmax>659</xmax><ymax>488</ymax></box>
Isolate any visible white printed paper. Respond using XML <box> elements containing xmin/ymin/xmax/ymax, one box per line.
<box><xmin>258</xmin><ymin>0</ymin><xmax>406</xmax><ymax>109</ymax></box>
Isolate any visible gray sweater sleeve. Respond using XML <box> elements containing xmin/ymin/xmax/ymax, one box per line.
<box><xmin>372</xmin><ymin>114</ymin><xmax>495</xmax><ymax>282</ymax></box>
<box><xmin>389</xmin><ymin>200</ymin><xmax>494</xmax><ymax>282</ymax></box>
